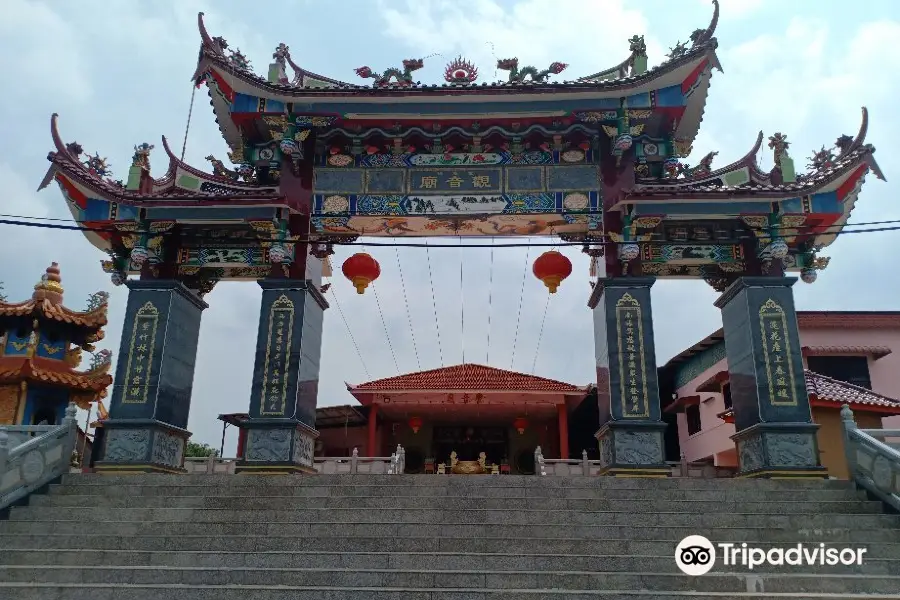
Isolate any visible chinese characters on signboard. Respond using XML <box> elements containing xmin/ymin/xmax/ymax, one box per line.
<box><xmin>122</xmin><ymin>301</ymin><xmax>159</xmax><ymax>404</ymax></box>
<box><xmin>409</xmin><ymin>169</ymin><xmax>502</xmax><ymax>194</ymax></box>
<box><xmin>260</xmin><ymin>295</ymin><xmax>295</xmax><ymax>416</ymax></box>
<box><xmin>758</xmin><ymin>298</ymin><xmax>798</xmax><ymax>406</ymax></box>
<box><xmin>616</xmin><ymin>293</ymin><xmax>649</xmax><ymax>418</ymax></box>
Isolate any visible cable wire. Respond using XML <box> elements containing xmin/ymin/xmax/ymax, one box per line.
<box><xmin>531</xmin><ymin>294</ymin><xmax>551</xmax><ymax>375</ymax></box>
<box><xmin>424</xmin><ymin>238</ymin><xmax>444</xmax><ymax>367</ymax></box>
<box><xmin>328</xmin><ymin>285</ymin><xmax>371</xmax><ymax>379</ymax></box>
<box><xmin>459</xmin><ymin>236</ymin><xmax>465</xmax><ymax>365</ymax></box>
<box><xmin>509</xmin><ymin>243</ymin><xmax>532</xmax><ymax>370</ymax></box>
<box><xmin>370</xmin><ymin>281</ymin><xmax>400</xmax><ymax>374</ymax></box>
<box><xmin>485</xmin><ymin>237</ymin><xmax>495</xmax><ymax>365</ymax></box>
<box><xmin>394</xmin><ymin>246</ymin><xmax>421</xmax><ymax>371</ymax></box>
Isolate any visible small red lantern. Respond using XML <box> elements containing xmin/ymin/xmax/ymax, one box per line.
<box><xmin>409</xmin><ymin>416</ymin><xmax>423</xmax><ymax>434</ymax></box>
<box><xmin>513</xmin><ymin>417</ymin><xmax>528</xmax><ymax>435</ymax></box>
<box><xmin>532</xmin><ymin>250</ymin><xmax>573</xmax><ymax>294</ymax></box>
<box><xmin>342</xmin><ymin>252</ymin><xmax>381</xmax><ymax>294</ymax></box>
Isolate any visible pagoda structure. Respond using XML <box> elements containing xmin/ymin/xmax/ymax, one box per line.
<box><xmin>0</xmin><ymin>264</ymin><xmax>112</xmax><ymax>427</ymax></box>
<box><xmin>39</xmin><ymin>1</ymin><xmax>885</xmax><ymax>477</ymax></box>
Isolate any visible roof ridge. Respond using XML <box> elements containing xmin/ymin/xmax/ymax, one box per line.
<box><xmin>805</xmin><ymin>368</ymin><xmax>900</xmax><ymax>405</ymax></box>
<box><xmin>349</xmin><ymin>363</ymin><xmax>584</xmax><ymax>392</ymax></box>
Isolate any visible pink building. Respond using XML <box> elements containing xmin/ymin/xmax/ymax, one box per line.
<box><xmin>663</xmin><ymin>312</ymin><xmax>900</xmax><ymax>479</ymax></box>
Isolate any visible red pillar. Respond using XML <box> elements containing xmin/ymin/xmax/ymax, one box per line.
<box><xmin>367</xmin><ymin>403</ymin><xmax>378</xmax><ymax>457</ymax></box>
<box><xmin>558</xmin><ymin>403</ymin><xmax>569</xmax><ymax>459</ymax></box>
<box><xmin>236</xmin><ymin>429</ymin><xmax>248</xmax><ymax>459</ymax></box>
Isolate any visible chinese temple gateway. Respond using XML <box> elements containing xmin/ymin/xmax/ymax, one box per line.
<box><xmin>40</xmin><ymin>1</ymin><xmax>885</xmax><ymax>477</ymax></box>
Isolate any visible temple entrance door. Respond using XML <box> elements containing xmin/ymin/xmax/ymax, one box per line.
<box><xmin>432</xmin><ymin>425</ymin><xmax>508</xmax><ymax>466</ymax></box>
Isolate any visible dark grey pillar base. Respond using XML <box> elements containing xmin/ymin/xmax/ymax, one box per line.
<box><xmin>732</xmin><ymin>422</ymin><xmax>827</xmax><ymax>478</ymax></box>
<box><xmin>235</xmin><ymin>418</ymin><xmax>319</xmax><ymax>474</ymax></box>
<box><xmin>595</xmin><ymin>421</ymin><xmax>669</xmax><ymax>477</ymax></box>
<box><xmin>94</xmin><ymin>419</ymin><xmax>189</xmax><ymax>473</ymax></box>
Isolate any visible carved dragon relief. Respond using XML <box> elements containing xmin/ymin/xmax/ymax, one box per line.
<box><xmin>496</xmin><ymin>58</ymin><xmax>568</xmax><ymax>83</ymax></box>
<box><xmin>355</xmin><ymin>59</ymin><xmax>424</xmax><ymax>86</ymax></box>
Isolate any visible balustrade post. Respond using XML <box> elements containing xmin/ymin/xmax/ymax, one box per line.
<box><xmin>0</xmin><ymin>430</ymin><xmax>8</xmax><ymax>473</ymax></box>
<box><xmin>350</xmin><ymin>447</ymin><xmax>358</xmax><ymax>474</ymax></box>
<box><xmin>840</xmin><ymin>404</ymin><xmax>859</xmax><ymax>480</ymax></box>
<box><xmin>582</xmin><ymin>449</ymin><xmax>590</xmax><ymax>476</ymax></box>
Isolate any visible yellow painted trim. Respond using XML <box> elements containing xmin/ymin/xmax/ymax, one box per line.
<box><xmin>14</xmin><ymin>382</ymin><xmax>27</xmax><ymax>425</ymax></box>
<box><xmin>738</xmin><ymin>469</ymin><xmax>828</xmax><ymax>479</ymax></box>
<box><xmin>94</xmin><ymin>465</ymin><xmax>186</xmax><ymax>475</ymax></box>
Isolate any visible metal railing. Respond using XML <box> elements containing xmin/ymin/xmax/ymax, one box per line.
<box><xmin>0</xmin><ymin>403</ymin><xmax>79</xmax><ymax>511</ymax></box>
<box><xmin>841</xmin><ymin>404</ymin><xmax>900</xmax><ymax>512</ymax></box>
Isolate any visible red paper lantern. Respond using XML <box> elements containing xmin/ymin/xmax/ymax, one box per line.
<box><xmin>409</xmin><ymin>416</ymin><xmax>423</xmax><ymax>434</ymax></box>
<box><xmin>342</xmin><ymin>252</ymin><xmax>381</xmax><ymax>294</ymax></box>
<box><xmin>513</xmin><ymin>416</ymin><xmax>528</xmax><ymax>435</ymax></box>
<box><xmin>532</xmin><ymin>250</ymin><xmax>573</xmax><ymax>294</ymax></box>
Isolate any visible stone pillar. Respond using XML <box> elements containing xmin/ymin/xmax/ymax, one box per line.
<box><xmin>714</xmin><ymin>277</ymin><xmax>825</xmax><ymax>478</ymax></box>
<box><xmin>589</xmin><ymin>277</ymin><xmax>668</xmax><ymax>476</ymax></box>
<box><xmin>367</xmin><ymin>403</ymin><xmax>378</xmax><ymax>457</ymax></box>
<box><xmin>96</xmin><ymin>280</ymin><xmax>207</xmax><ymax>473</ymax></box>
<box><xmin>236</xmin><ymin>279</ymin><xmax>326</xmax><ymax>474</ymax></box>
<box><xmin>557</xmin><ymin>403</ymin><xmax>569</xmax><ymax>459</ymax></box>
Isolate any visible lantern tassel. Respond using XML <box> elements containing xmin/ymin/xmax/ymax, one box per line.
<box><xmin>352</xmin><ymin>277</ymin><xmax>370</xmax><ymax>294</ymax></box>
<box><xmin>542</xmin><ymin>276</ymin><xmax>562</xmax><ymax>294</ymax></box>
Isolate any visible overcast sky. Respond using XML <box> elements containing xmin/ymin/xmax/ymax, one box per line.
<box><xmin>2</xmin><ymin>0</ymin><xmax>898</xmax><ymax>451</ymax></box>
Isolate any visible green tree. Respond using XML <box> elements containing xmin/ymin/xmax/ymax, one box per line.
<box><xmin>185</xmin><ymin>441</ymin><xmax>220</xmax><ymax>458</ymax></box>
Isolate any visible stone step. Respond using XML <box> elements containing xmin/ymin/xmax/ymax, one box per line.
<box><xmin>5</xmin><ymin>513</ymin><xmax>899</xmax><ymax>533</ymax></box>
<box><xmin>3</xmin><ymin>549</ymin><xmax>898</xmax><ymax>575</ymax></box>
<box><xmin>2</xmin><ymin>566</ymin><xmax>899</xmax><ymax>594</ymax></box>
<box><xmin>3</xmin><ymin>531</ymin><xmax>898</xmax><ymax>553</ymax></box>
<box><xmin>0</xmin><ymin>530</ymin><xmax>900</xmax><ymax>560</ymax></box>
<box><xmin>60</xmin><ymin>473</ymin><xmax>857</xmax><ymax>490</ymax></box>
<box><xmin>28</xmin><ymin>494</ymin><xmax>881</xmax><ymax>513</ymax></box>
<box><xmin>50</xmin><ymin>476</ymin><xmax>863</xmax><ymax>502</ymax></box>
<box><xmin>6</xmin><ymin>583</ymin><xmax>900</xmax><ymax>600</ymax></box>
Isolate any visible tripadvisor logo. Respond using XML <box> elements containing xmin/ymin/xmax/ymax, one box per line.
<box><xmin>675</xmin><ymin>535</ymin><xmax>867</xmax><ymax>575</ymax></box>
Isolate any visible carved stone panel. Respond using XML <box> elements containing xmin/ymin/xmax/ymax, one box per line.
<box><xmin>104</xmin><ymin>429</ymin><xmax>151</xmax><ymax>462</ymax></box>
<box><xmin>765</xmin><ymin>432</ymin><xmax>817</xmax><ymax>467</ymax></box>
<box><xmin>245</xmin><ymin>428</ymin><xmax>291</xmax><ymax>462</ymax></box>
<box><xmin>152</xmin><ymin>430</ymin><xmax>184</xmax><ymax>468</ymax></box>
<box><xmin>613</xmin><ymin>430</ymin><xmax>662</xmax><ymax>466</ymax></box>
<box><xmin>738</xmin><ymin>435</ymin><xmax>764</xmax><ymax>472</ymax></box>
<box><xmin>293</xmin><ymin>429</ymin><xmax>315</xmax><ymax>467</ymax></box>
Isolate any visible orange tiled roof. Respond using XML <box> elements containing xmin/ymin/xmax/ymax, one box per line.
<box><xmin>0</xmin><ymin>357</ymin><xmax>112</xmax><ymax>394</ymax></box>
<box><xmin>805</xmin><ymin>370</ymin><xmax>900</xmax><ymax>411</ymax></box>
<box><xmin>803</xmin><ymin>345</ymin><xmax>892</xmax><ymax>359</ymax></box>
<box><xmin>0</xmin><ymin>297</ymin><xmax>107</xmax><ymax>330</ymax></box>
<box><xmin>349</xmin><ymin>363</ymin><xmax>585</xmax><ymax>393</ymax></box>
<box><xmin>797</xmin><ymin>312</ymin><xmax>900</xmax><ymax>329</ymax></box>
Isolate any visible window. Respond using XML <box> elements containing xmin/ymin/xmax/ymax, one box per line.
<box><xmin>722</xmin><ymin>383</ymin><xmax>733</xmax><ymax>409</ymax></box>
<box><xmin>806</xmin><ymin>356</ymin><xmax>871</xmax><ymax>390</ymax></box>
<box><xmin>686</xmin><ymin>404</ymin><xmax>702</xmax><ymax>436</ymax></box>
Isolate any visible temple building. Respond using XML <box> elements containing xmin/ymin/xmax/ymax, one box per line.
<box><xmin>40</xmin><ymin>3</ymin><xmax>886</xmax><ymax>477</ymax></box>
<box><xmin>663</xmin><ymin>311</ymin><xmax>900</xmax><ymax>478</ymax></box>
<box><xmin>0</xmin><ymin>264</ymin><xmax>112</xmax><ymax>428</ymax></box>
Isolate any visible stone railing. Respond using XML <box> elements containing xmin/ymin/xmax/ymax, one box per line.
<box><xmin>183</xmin><ymin>445</ymin><xmax>407</xmax><ymax>475</ymax></box>
<box><xmin>0</xmin><ymin>403</ymin><xmax>79</xmax><ymax>511</ymax></box>
<box><xmin>841</xmin><ymin>404</ymin><xmax>900</xmax><ymax>512</ymax></box>
<box><xmin>532</xmin><ymin>447</ymin><xmax>736</xmax><ymax>477</ymax></box>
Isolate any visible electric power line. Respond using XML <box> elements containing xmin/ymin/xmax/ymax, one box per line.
<box><xmin>531</xmin><ymin>295</ymin><xmax>551</xmax><ymax>375</ymax></box>
<box><xmin>370</xmin><ymin>281</ymin><xmax>401</xmax><ymax>374</ymax></box>
<box><xmin>424</xmin><ymin>239</ymin><xmax>444</xmax><ymax>367</ymax></box>
<box><xmin>328</xmin><ymin>285</ymin><xmax>371</xmax><ymax>379</ymax></box>
<box><xmin>394</xmin><ymin>247</ymin><xmax>421</xmax><ymax>371</ymax></box>
<box><xmin>509</xmin><ymin>243</ymin><xmax>532</xmax><ymax>370</ymax></box>
<box><xmin>485</xmin><ymin>237</ymin><xmax>495</xmax><ymax>365</ymax></box>
<box><xmin>3</xmin><ymin>217</ymin><xmax>900</xmax><ymax>246</ymax></box>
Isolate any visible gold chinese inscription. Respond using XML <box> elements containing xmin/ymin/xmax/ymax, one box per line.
<box><xmin>122</xmin><ymin>301</ymin><xmax>159</xmax><ymax>404</ymax></box>
<box><xmin>410</xmin><ymin>169</ymin><xmax>502</xmax><ymax>193</ymax></box>
<box><xmin>616</xmin><ymin>293</ymin><xmax>650</xmax><ymax>418</ymax></box>
<box><xmin>260</xmin><ymin>295</ymin><xmax>295</xmax><ymax>416</ymax></box>
<box><xmin>758</xmin><ymin>298</ymin><xmax>798</xmax><ymax>406</ymax></box>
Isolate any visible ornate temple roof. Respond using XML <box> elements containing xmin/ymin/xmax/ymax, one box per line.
<box><xmin>193</xmin><ymin>4</ymin><xmax>722</xmax><ymax>155</ymax></box>
<box><xmin>0</xmin><ymin>263</ymin><xmax>108</xmax><ymax>333</ymax></box>
<box><xmin>348</xmin><ymin>363</ymin><xmax>587</xmax><ymax>395</ymax></box>
<box><xmin>805</xmin><ymin>370</ymin><xmax>900</xmax><ymax>411</ymax></box>
<box><xmin>0</xmin><ymin>356</ymin><xmax>112</xmax><ymax>398</ymax></box>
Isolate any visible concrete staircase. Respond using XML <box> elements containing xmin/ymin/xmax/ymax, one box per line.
<box><xmin>1</xmin><ymin>474</ymin><xmax>900</xmax><ymax>599</ymax></box>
